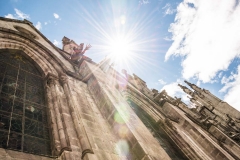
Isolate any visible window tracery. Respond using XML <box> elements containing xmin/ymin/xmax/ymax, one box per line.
<box><xmin>0</xmin><ymin>50</ymin><xmax>51</xmax><ymax>156</ymax></box>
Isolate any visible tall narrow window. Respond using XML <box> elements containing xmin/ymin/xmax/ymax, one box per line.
<box><xmin>0</xmin><ymin>50</ymin><xmax>51</xmax><ymax>156</ymax></box>
<box><xmin>127</xmin><ymin>100</ymin><xmax>187</xmax><ymax>160</ymax></box>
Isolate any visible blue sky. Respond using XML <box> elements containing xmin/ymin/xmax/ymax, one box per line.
<box><xmin>1</xmin><ymin>0</ymin><xmax>240</xmax><ymax>111</ymax></box>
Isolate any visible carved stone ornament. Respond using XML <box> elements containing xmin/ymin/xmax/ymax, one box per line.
<box><xmin>59</xmin><ymin>74</ymin><xmax>68</xmax><ymax>85</ymax></box>
<box><xmin>203</xmin><ymin>89</ymin><xmax>210</xmax><ymax>94</ymax></box>
<box><xmin>14</xmin><ymin>25</ymin><xmax>38</xmax><ymax>39</ymax></box>
<box><xmin>46</xmin><ymin>74</ymin><xmax>58</xmax><ymax>86</ymax></box>
<box><xmin>197</xmin><ymin>91</ymin><xmax>204</xmax><ymax>98</ymax></box>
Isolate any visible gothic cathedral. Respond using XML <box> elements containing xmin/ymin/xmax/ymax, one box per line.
<box><xmin>0</xmin><ymin>17</ymin><xmax>239</xmax><ymax>160</ymax></box>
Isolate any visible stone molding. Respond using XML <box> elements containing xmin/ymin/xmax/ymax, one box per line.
<box><xmin>0</xmin><ymin>29</ymin><xmax>83</xmax><ymax>158</ymax></box>
<box><xmin>0</xmin><ymin>25</ymin><xmax>76</xmax><ymax>77</ymax></box>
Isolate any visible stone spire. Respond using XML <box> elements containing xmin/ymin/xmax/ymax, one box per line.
<box><xmin>184</xmin><ymin>80</ymin><xmax>201</xmax><ymax>92</ymax></box>
<box><xmin>178</xmin><ymin>84</ymin><xmax>193</xmax><ymax>95</ymax></box>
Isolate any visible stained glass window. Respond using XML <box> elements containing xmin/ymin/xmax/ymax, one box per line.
<box><xmin>0</xmin><ymin>50</ymin><xmax>51</xmax><ymax>156</ymax></box>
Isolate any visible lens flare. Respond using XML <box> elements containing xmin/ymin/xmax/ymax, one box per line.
<box><xmin>114</xmin><ymin>112</ymin><xmax>125</xmax><ymax>124</ymax></box>
<box><xmin>114</xmin><ymin>103</ymin><xmax>130</xmax><ymax>124</ymax></box>
<box><xmin>76</xmin><ymin>1</ymin><xmax>162</xmax><ymax>90</ymax></box>
<box><xmin>115</xmin><ymin>139</ymin><xmax>129</xmax><ymax>156</ymax></box>
<box><xmin>118</xmin><ymin>125</ymin><xmax>129</xmax><ymax>138</ymax></box>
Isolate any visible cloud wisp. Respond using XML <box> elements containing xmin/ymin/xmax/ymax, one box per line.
<box><xmin>35</xmin><ymin>22</ymin><xmax>42</xmax><ymax>30</ymax></box>
<box><xmin>139</xmin><ymin>0</ymin><xmax>150</xmax><ymax>5</ymax></box>
<box><xmin>5</xmin><ymin>14</ymin><xmax>16</xmax><ymax>19</ymax></box>
<box><xmin>165</xmin><ymin>0</ymin><xmax>240</xmax><ymax>83</ymax></box>
<box><xmin>5</xmin><ymin>8</ymin><xmax>30</xmax><ymax>20</ymax></box>
<box><xmin>162</xmin><ymin>3</ymin><xmax>176</xmax><ymax>15</ymax></box>
<box><xmin>53</xmin><ymin>40</ymin><xmax>60</xmax><ymax>46</ymax></box>
<box><xmin>53</xmin><ymin>13</ymin><xmax>60</xmax><ymax>19</ymax></box>
<box><xmin>158</xmin><ymin>79</ymin><xmax>166</xmax><ymax>85</ymax></box>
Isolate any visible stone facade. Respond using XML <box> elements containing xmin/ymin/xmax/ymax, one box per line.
<box><xmin>0</xmin><ymin>17</ymin><xmax>239</xmax><ymax>160</ymax></box>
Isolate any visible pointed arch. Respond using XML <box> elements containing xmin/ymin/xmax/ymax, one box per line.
<box><xmin>0</xmin><ymin>50</ymin><xmax>52</xmax><ymax>156</ymax></box>
<box><xmin>0</xmin><ymin>41</ymin><xmax>58</xmax><ymax>77</ymax></box>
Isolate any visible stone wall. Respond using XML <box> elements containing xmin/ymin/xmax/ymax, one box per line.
<box><xmin>1</xmin><ymin>17</ymin><xmax>240</xmax><ymax>160</ymax></box>
<box><xmin>80</xmin><ymin>61</ymin><xmax>172</xmax><ymax>159</ymax></box>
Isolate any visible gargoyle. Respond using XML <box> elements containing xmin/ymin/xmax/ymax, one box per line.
<box><xmin>69</xmin><ymin>43</ymin><xmax>92</xmax><ymax>61</ymax></box>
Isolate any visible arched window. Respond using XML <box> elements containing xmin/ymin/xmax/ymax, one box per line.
<box><xmin>0</xmin><ymin>50</ymin><xmax>51</xmax><ymax>156</ymax></box>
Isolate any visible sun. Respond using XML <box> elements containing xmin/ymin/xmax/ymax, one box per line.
<box><xmin>107</xmin><ymin>34</ymin><xmax>134</xmax><ymax>64</ymax></box>
<box><xmin>109</xmin><ymin>36</ymin><xmax>129</xmax><ymax>56</ymax></box>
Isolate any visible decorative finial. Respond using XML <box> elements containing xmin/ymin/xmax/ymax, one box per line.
<box><xmin>178</xmin><ymin>84</ymin><xmax>186</xmax><ymax>90</ymax></box>
<box><xmin>184</xmin><ymin>80</ymin><xmax>192</xmax><ymax>86</ymax></box>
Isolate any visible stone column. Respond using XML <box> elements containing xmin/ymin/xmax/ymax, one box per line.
<box><xmin>46</xmin><ymin>75</ymin><xmax>69</xmax><ymax>154</ymax></box>
<box><xmin>54</xmin><ymin>80</ymin><xmax>72</xmax><ymax>152</ymax></box>
<box><xmin>60</xmin><ymin>75</ymin><xmax>93</xmax><ymax>159</ymax></box>
<box><xmin>46</xmin><ymin>83</ymin><xmax>61</xmax><ymax>155</ymax></box>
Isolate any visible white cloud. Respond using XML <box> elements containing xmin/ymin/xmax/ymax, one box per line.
<box><xmin>158</xmin><ymin>79</ymin><xmax>166</xmax><ymax>85</ymax></box>
<box><xmin>161</xmin><ymin>79</ymin><xmax>189</xmax><ymax>102</ymax></box>
<box><xmin>162</xmin><ymin>3</ymin><xmax>176</xmax><ymax>15</ymax></box>
<box><xmin>221</xmin><ymin>65</ymin><xmax>240</xmax><ymax>111</ymax></box>
<box><xmin>53</xmin><ymin>13</ymin><xmax>60</xmax><ymax>19</ymax></box>
<box><xmin>221</xmin><ymin>74</ymin><xmax>236</xmax><ymax>84</ymax></box>
<box><xmin>14</xmin><ymin>8</ymin><xmax>30</xmax><ymax>19</ymax></box>
<box><xmin>4</xmin><ymin>14</ymin><xmax>16</xmax><ymax>19</ymax></box>
<box><xmin>218</xmin><ymin>72</ymin><xmax>223</xmax><ymax>78</ymax></box>
<box><xmin>45</xmin><ymin>21</ymin><xmax>51</xmax><ymax>25</ymax></box>
<box><xmin>35</xmin><ymin>22</ymin><xmax>42</xmax><ymax>30</ymax></box>
<box><xmin>53</xmin><ymin>40</ymin><xmax>60</xmax><ymax>46</ymax></box>
<box><xmin>4</xmin><ymin>8</ymin><xmax>30</xmax><ymax>20</ymax></box>
<box><xmin>165</xmin><ymin>0</ymin><xmax>240</xmax><ymax>83</ymax></box>
<box><xmin>219</xmin><ymin>71</ymin><xmax>237</xmax><ymax>93</ymax></box>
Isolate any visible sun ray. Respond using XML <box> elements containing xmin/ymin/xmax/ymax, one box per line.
<box><xmin>72</xmin><ymin>1</ymin><xmax>164</xmax><ymax>78</ymax></box>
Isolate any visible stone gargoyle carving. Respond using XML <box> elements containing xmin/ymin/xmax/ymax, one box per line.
<box><xmin>69</xmin><ymin>43</ymin><xmax>92</xmax><ymax>61</ymax></box>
